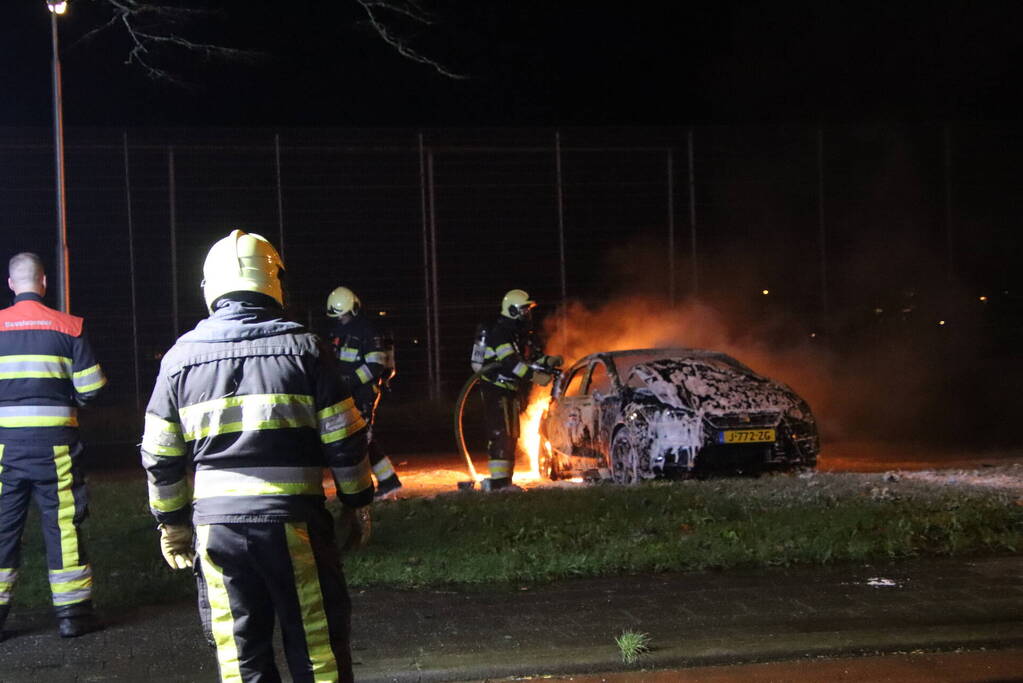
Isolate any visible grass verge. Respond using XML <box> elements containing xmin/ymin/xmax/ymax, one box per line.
<box><xmin>346</xmin><ymin>473</ymin><xmax>1022</xmax><ymax>587</ymax></box>
<box><xmin>9</xmin><ymin>472</ymin><xmax>1022</xmax><ymax>609</ymax></box>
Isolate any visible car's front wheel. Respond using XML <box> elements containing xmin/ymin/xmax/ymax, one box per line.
<box><xmin>610</xmin><ymin>427</ymin><xmax>640</xmax><ymax>484</ymax></box>
<box><xmin>539</xmin><ymin>446</ymin><xmax>560</xmax><ymax>481</ymax></box>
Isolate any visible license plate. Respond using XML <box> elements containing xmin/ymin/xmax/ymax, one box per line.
<box><xmin>719</xmin><ymin>428</ymin><xmax>776</xmax><ymax>444</ymax></box>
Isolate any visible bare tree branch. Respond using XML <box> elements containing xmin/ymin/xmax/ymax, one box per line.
<box><xmin>354</xmin><ymin>0</ymin><xmax>469</xmax><ymax>80</ymax></box>
<box><xmin>66</xmin><ymin>0</ymin><xmax>262</xmax><ymax>84</ymax></box>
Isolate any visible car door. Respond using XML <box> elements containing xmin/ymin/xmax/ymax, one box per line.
<box><xmin>544</xmin><ymin>363</ymin><xmax>591</xmax><ymax>462</ymax></box>
<box><xmin>563</xmin><ymin>360</ymin><xmax>607</xmax><ymax>463</ymax></box>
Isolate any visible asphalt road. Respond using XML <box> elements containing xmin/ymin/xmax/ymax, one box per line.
<box><xmin>535</xmin><ymin>649</ymin><xmax>1023</xmax><ymax>683</ymax></box>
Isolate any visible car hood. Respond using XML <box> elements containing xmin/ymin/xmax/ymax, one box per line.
<box><xmin>631</xmin><ymin>359</ymin><xmax>802</xmax><ymax>416</ymax></box>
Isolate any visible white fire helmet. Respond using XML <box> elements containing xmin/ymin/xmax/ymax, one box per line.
<box><xmin>201</xmin><ymin>230</ymin><xmax>285</xmax><ymax>312</ymax></box>
<box><xmin>326</xmin><ymin>286</ymin><xmax>361</xmax><ymax>318</ymax></box>
<box><xmin>501</xmin><ymin>289</ymin><xmax>536</xmax><ymax>319</ymax></box>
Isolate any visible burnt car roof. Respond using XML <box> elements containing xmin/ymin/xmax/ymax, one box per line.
<box><xmin>577</xmin><ymin>347</ymin><xmax>752</xmax><ymax>372</ymax></box>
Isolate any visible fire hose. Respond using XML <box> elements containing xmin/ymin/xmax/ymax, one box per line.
<box><xmin>453</xmin><ymin>362</ymin><xmax>501</xmax><ymax>490</ymax></box>
<box><xmin>453</xmin><ymin>360</ymin><xmax>561</xmax><ymax>491</ymax></box>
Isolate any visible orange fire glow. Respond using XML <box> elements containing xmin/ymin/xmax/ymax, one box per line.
<box><xmin>515</xmin><ymin>388</ymin><xmax>551</xmax><ymax>482</ymax></box>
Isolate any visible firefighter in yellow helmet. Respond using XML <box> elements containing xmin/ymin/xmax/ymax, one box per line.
<box><xmin>475</xmin><ymin>289</ymin><xmax>559</xmax><ymax>491</ymax></box>
<box><xmin>140</xmin><ymin>230</ymin><xmax>371</xmax><ymax>682</ymax></box>
<box><xmin>326</xmin><ymin>286</ymin><xmax>402</xmax><ymax>498</ymax></box>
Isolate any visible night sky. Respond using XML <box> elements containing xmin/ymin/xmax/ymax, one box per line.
<box><xmin>3</xmin><ymin>1</ymin><xmax>1022</xmax><ymax>127</ymax></box>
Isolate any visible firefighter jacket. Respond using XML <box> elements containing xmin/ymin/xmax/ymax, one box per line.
<box><xmin>0</xmin><ymin>292</ymin><xmax>106</xmax><ymax>444</ymax></box>
<box><xmin>328</xmin><ymin>315</ymin><xmax>394</xmax><ymax>389</ymax></box>
<box><xmin>141</xmin><ymin>297</ymin><xmax>372</xmax><ymax>527</ymax></box>
<box><xmin>480</xmin><ymin>316</ymin><xmax>537</xmax><ymax>392</ymax></box>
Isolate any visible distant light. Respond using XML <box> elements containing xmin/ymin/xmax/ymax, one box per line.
<box><xmin>979</xmin><ymin>296</ymin><xmax>988</xmax><ymax>302</ymax></box>
<box><xmin>809</xmin><ymin>332</ymin><xmax>817</xmax><ymax>338</ymax></box>
<box><xmin>378</xmin><ymin>310</ymin><xmax>387</xmax><ymax>316</ymax></box>
<box><xmin>761</xmin><ymin>289</ymin><xmax>769</xmax><ymax>296</ymax></box>
<box><xmin>47</xmin><ymin>1</ymin><xmax>68</xmax><ymax>14</ymax></box>
<box><xmin>873</xmin><ymin>307</ymin><xmax>884</xmax><ymax>315</ymax></box>
<box><xmin>412</xmin><ymin>338</ymin><xmax>420</xmax><ymax>344</ymax></box>
<box><xmin>938</xmin><ymin>320</ymin><xmax>946</xmax><ymax>326</ymax></box>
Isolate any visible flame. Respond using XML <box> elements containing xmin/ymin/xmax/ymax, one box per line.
<box><xmin>515</xmin><ymin>388</ymin><xmax>551</xmax><ymax>483</ymax></box>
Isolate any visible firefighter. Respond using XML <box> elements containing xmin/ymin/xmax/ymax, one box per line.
<box><xmin>477</xmin><ymin>289</ymin><xmax>559</xmax><ymax>491</ymax></box>
<box><xmin>326</xmin><ymin>286</ymin><xmax>402</xmax><ymax>498</ymax></box>
<box><xmin>140</xmin><ymin>230</ymin><xmax>372</xmax><ymax>682</ymax></box>
<box><xmin>0</xmin><ymin>253</ymin><xmax>106</xmax><ymax>640</ymax></box>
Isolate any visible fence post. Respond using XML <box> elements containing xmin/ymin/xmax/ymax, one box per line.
<box><xmin>687</xmin><ymin>128</ymin><xmax>698</xmax><ymax>298</ymax></box>
<box><xmin>418</xmin><ymin>133</ymin><xmax>436</xmax><ymax>400</ymax></box>
<box><xmin>943</xmin><ymin>125</ymin><xmax>954</xmax><ymax>283</ymax></box>
<box><xmin>427</xmin><ymin>150</ymin><xmax>441</xmax><ymax>398</ymax></box>
<box><xmin>123</xmin><ymin>131</ymin><xmax>141</xmax><ymax>414</ymax></box>
<box><xmin>275</xmin><ymin>133</ymin><xmax>286</xmax><ymax>260</ymax></box>
<box><xmin>816</xmin><ymin>127</ymin><xmax>828</xmax><ymax>330</ymax></box>
<box><xmin>555</xmin><ymin>130</ymin><xmax>567</xmax><ymax>338</ymax></box>
<box><xmin>667</xmin><ymin>148</ymin><xmax>676</xmax><ymax>305</ymax></box>
<box><xmin>168</xmin><ymin>145</ymin><xmax>179</xmax><ymax>340</ymax></box>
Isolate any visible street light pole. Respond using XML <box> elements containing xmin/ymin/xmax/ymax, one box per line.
<box><xmin>48</xmin><ymin>0</ymin><xmax>70</xmax><ymax>312</ymax></box>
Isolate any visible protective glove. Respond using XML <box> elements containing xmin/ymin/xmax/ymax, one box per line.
<box><xmin>532</xmin><ymin>371</ymin><xmax>553</xmax><ymax>386</ymax></box>
<box><xmin>334</xmin><ymin>504</ymin><xmax>373</xmax><ymax>553</ymax></box>
<box><xmin>158</xmin><ymin>523</ymin><xmax>195</xmax><ymax>569</ymax></box>
<box><xmin>542</xmin><ymin>354</ymin><xmax>564</xmax><ymax>369</ymax></box>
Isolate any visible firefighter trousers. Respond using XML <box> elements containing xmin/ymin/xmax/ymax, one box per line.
<box><xmin>354</xmin><ymin>387</ymin><xmax>397</xmax><ymax>484</ymax></box>
<box><xmin>0</xmin><ymin>440</ymin><xmax>93</xmax><ymax>615</ymax></box>
<box><xmin>194</xmin><ymin>510</ymin><xmax>354</xmax><ymax>683</ymax></box>
<box><xmin>479</xmin><ymin>383</ymin><xmax>520</xmax><ymax>482</ymax></box>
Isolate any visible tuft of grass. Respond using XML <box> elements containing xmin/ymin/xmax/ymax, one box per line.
<box><xmin>6</xmin><ymin>471</ymin><xmax>1022</xmax><ymax>609</ymax></box>
<box><xmin>615</xmin><ymin>630</ymin><xmax>651</xmax><ymax>664</ymax></box>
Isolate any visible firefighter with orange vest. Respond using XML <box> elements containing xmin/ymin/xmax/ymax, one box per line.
<box><xmin>476</xmin><ymin>289</ymin><xmax>560</xmax><ymax>491</ymax></box>
<box><xmin>0</xmin><ymin>253</ymin><xmax>107</xmax><ymax>640</ymax></box>
<box><xmin>326</xmin><ymin>286</ymin><xmax>402</xmax><ymax>498</ymax></box>
<box><xmin>140</xmin><ymin>231</ymin><xmax>372</xmax><ymax>681</ymax></box>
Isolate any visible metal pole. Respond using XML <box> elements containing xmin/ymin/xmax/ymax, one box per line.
<box><xmin>667</xmin><ymin>148</ymin><xmax>676</xmax><ymax>305</ymax></box>
<box><xmin>50</xmin><ymin>9</ymin><xmax>70</xmax><ymax>312</ymax></box>
<box><xmin>427</xmin><ymin>151</ymin><xmax>441</xmax><ymax>398</ymax></box>
<box><xmin>943</xmin><ymin>125</ymin><xmax>953</xmax><ymax>283</ymax></box>
<box><xmin>274</xmin><ymin>133</ymin><xmax>285</xmax><ymax>259</ymax></box>
<box><xmin>123</xmin><ymin>132</ymin><xmax>141</xmax><ymax>414</ymax></box>
<box><xmin>418</xmin><ymin>133</ymin><xmax>436</xmax><ymax>400</ymax></box>
<box><xmin>555</xmin><ymin>131</ymin><xmax>567</xmax><ymax>316</ymax></box>
<box><xmin>817</xmin><ymin>127</ymin><xmax>828</xmax><ymax>327</ymax></box>
<box><xmin>169</xmin><ymin>146</ymin><xmax>179</xmax><ymax>339</ymax></box>
<box><xmin>687</xmin><ymin>128</ymin><xmax>698</xmax><ymax>298</ymax></box>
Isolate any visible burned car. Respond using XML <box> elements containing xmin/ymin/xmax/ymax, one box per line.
<box><xmin>538</xmin><ymin>348</ymin><xmax>819</xmax><ymax>482</ymax></box>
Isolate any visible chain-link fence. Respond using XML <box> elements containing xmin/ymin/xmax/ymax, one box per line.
<box><xmin>2</xmin><ymin>125</ymin><xmax>1020</xmax><ymax>414</ymax></box>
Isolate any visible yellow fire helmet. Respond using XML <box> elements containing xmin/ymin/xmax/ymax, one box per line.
<box><xmin>501</xmin><ymin>289</ymin><xmax>536</xmax><ymax>319</ymax></box>
<box><xmin>201</xmin><ymin>229</ymin><xmax>285</xmax><ymax>312</ymax></box>
<box><xmin>326</xmin><ymin>286</ymin><xmax>361</xmax><ymax>318</ymax></box>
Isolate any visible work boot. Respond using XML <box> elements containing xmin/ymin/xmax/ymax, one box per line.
<box><xmin>374</xmin><ymin>474</ymin><xmax>402</xmax><ymax>499</ymax></box>
<box><xmin>485</xmin><ymin>477</ymin><xmax>522</xmax><ymax>492</ymax></box>
<box><xmin>0</xmin><ymin>603</ymin><xmax>9</xmax><ymax>642</ymax></box>
<box><xmin>58</xmin><ymin>614</ymin><xmax>99</xmax><ymax>638</ymax></box>
<box><xmin>55</xmin><ymin>601</ymin><xmax>99</xmax><ymax>638</ymax></box>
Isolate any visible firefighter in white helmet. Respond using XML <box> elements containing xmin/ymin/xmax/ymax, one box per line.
<box><xmin>475</xmin><ymin>289</ymin><xmax>560</xmax><ymax>491</ymax></box>
<box><xmin>140</xmin><ymin>230</ymin><xmax>371</xmax><ymax>682</ymax></box>
<box><xmin>326</xmin><ymin>286</ymin><xmax>401</xmax><ymax>498</ymax></box>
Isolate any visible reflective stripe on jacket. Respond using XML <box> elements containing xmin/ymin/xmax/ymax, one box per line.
<box><xmin>328</xmin><ymin>315</ymin><xmax>394</xmax><ymax>387</ymax></box>
<box><xmin>141</xmin><ymin>297</ymin><xmax>371</xmax><ymax>526</ymax></box>
<box><xmin>0</xmin><ymin>293</ymin><xmax>106</xmax><ymax>443</ymax></box>
<box><xmin>479</xmin><ymin>316</ymin><xmax>533</xmax><ymax>391</ymax></box>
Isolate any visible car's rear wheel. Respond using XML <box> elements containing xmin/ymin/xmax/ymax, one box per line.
<box><xmin>610</xmin><ymin>427</ymin><xmax>639</xmax><ymax>484</ymax></box>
